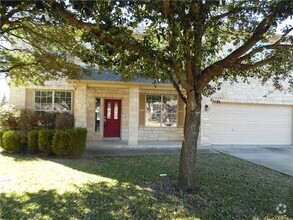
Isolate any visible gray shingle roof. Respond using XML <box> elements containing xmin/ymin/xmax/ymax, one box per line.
<box><xmin>81</xmin><ymin>69</ymin><xmax>171</xmax><ymax>84</ymax></box>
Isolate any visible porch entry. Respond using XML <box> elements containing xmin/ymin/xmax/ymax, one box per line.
<box><xmin>104</xmin><ymin>99</ymin><xmax>121</xmax><ymax>137</ymax></box>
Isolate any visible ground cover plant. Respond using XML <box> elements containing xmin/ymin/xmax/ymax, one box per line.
<box><xmin>0</xmin><ymin>153</ymin><xmax>292</xmax><ymax>219</ymax></box>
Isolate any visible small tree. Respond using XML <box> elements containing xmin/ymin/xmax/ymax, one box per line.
<box><xmin>1</xmin><ymin>0</ymin><xmax>292</xmax><ymax>191</ymax></box>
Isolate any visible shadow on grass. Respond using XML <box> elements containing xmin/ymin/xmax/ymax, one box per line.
<box><xmin>1</xmin><ymin>153</ymin><xmax>292</xmax><ymax>219</ymax></box>
<box><xmin>0</xmin><ymin>151</ymin><xmax>41</xmax><ymax>162</ymax></box>
<box><xmin>0</xmin><ymin>181</ymin><xmax>207</xmax><ymax>219</ymax></box>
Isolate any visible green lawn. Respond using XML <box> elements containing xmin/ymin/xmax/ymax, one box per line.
<box><xmin>0</xmin><ymin>152</ymin><xmax>292</xmax><ymax>220</ymax></box>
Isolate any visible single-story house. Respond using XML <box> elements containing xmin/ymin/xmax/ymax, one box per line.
<box><xmin>9</xmin><ymin>70</ymin><xmax>293</xmax><ymax>146</ymax></box>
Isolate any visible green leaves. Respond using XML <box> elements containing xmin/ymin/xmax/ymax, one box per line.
<box><xmin>1</xmin><ymin>0</ymin><xmax>292</xmax><ymax>91</ymax></box>
<box><xmin>1</xmin><ymin>19</ymin><xmax>91</xmax><ymax>85</ymax></box>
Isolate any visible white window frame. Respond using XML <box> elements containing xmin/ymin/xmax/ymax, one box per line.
<box><xmin>34</xmin><ymin>90</ymin><xmax>73</xmax><ymax>112</ymax></box>
<box><xmin>145</xmin><ymin>94</ymin><xmax>178</xmax><ymax>127</ymax></box>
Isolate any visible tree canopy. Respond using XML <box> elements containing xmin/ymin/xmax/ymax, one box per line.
<box><xmin>1</xmin><ymin>1</ymin><xmax>90</xmax><ymax>85</ymax></box>
<box><xmin>1</xmin><ymin>1</ymin><xmax>292</xmax><ymax>90</ymax></box>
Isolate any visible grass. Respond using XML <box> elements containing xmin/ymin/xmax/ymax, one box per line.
<box><xmin>0</xmin><ymin>152</ymin><xmax>292</xmax><ymax>220</ymax></box>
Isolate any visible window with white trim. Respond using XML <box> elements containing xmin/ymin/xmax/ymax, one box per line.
<box><xmin>145</xmin><ymin>94</ymin><xmax>177</xmax><ymax>127</ymax></box>
<box><xmin>95</xmin><ymin>98</ymin><xmax>101</xmax><ymax>131</ymax></box>
<box><xmin>34</xmin><ymin>90</ymin><xmax>72</xmax><ymax>111</ymax></box>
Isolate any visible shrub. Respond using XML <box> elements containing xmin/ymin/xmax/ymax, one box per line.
<box><xmin>0</xmin><ymin>129</ymin><xmax>4</xmax><ymax>148</ymax></box>
<box><xmin>27</xmin><ymin>130</ymin><xmax>39</xmax><ymax>152</ymax></box>
<box><xmin>17</xmin><ymin>110</ymin><xmax>39</xmax><ymax>135</ymax></box>
<box><xmin>10</xmin><ymin>110</ymin><xmax>39</xmax><ymax>151</ymax></box>
<box><xmin>0</xmin><ymin>106</ymin><xmax>21</xmax><ymax>130</ymax></box>
<box><xmin>67</xmin><ymin>128</ymin><xmax>87</xmax><ymax>156</ymax></box>
<box><xmin>52</xmin><ymin>128</ymin><xmax>87</xmax><ymax>156</ymax></box>
<box><xmin>38</xmin><ymin>130</ymin><xmax>54</xmax><ymax>155</ymax></box>
<box><xmin>37</xmin><ymin>112</ymin><xmax>57</xmax><ymax>129</ymax></box>
<box><xmin>2</xmin><ymin>130</ymin><xmax>22</xmax><ymax>153</ymax></box>
<box><xmin>52</xmin><ymin>130</ymin><xmax>69</xmax><ymax>156</ymax></box>
<box><xmin>55</xmin><ymin>113</ymin><xmax>74</xmax><ymax>130</ymax></box>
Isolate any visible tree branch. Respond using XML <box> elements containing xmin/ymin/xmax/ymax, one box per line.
<box><xmin>183</xmin><ymin>31</ymin><xmax>193</xmax><ymax>86</ymax></box>
<box><xmin>163</xmin><ymin>0</ymin><xmax>190</xmax><ymax>90</ymax></box>
<box><xmin>237</xmin><ymin>44</ymin><xmax>290</xmax><ymax>63</ymax></box>
<box><xmin>0</xmin><ymin>62</ymin><xmax>39</xmax><ymax>73</ymax></box>
<box><xmin>42</xmin><ymin>0</ymin><xmax>177</xmax><ymax>80</ymax></box>
<box><xmin>230</xmin><ymin>56</ymin><xmax>276</xmax><ymax>70</ymax></box>
<box><xmin>200</xmin><ymin>10</ymin><xmax>279</xmax><ymax>87</ymax></box>
<box><xmin>168</xmin><ymin>73</ymin><xmax>187</xmax><ymax>104</ymax></box>
<box><xmin>236</xmin><ymin>27</ymin><xmax>292</xmax><ymax>63</ymax></box>
<box><xmin>21</xmin><ymin>23</ymin><xmax>73</xmax><ymax>52</ymax></box>
<box><xmin>205</xmin><ymin>5</ymin><xmax>260</xmax><ymax>27</ymax></box>
<box><xmin>0</xmin><ymin>45</ymin><xmax>30</xmax><ymax>53</ymax></box>
<box><xmin>43</xmin><ymin>0</ymin><xmax>138</xmax><ymax>52</ymax></box>
<box><xmin>0</xmin><ymin>4</ymin><xmax>30</xmax><ymax>29</ymax></box>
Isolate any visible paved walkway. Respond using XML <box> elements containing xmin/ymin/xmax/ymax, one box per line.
<box><xmin>211</xmin><ymin>145</ymin><xmax>293</xmax><ymax>176</ymax></box>
<box><xmin>84</xmin><ymin>142</ymin><xmax>218</xmax><ymax>157</ymax></box>
<box><xmin>83</xmin><ymin>147</ymin><xmax>218</xmax><ymax>157</ymax></box>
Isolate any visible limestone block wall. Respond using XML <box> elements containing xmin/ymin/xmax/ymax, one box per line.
<box><xmin>9</xmin><ymin>87</ymin><xmax>26</xmax><ymax>109</ymax></box>
<box><xmin>210</xmin><ymin>80</ymin><xmax>293</xmax><ymax>105</ymax></box>
<box><xmin>128</xmin><ymin>87</ymin><xmax>139</xmax><ymax>145</ymax></box>
<box><xmin>74</xmin><ymin>84</ymin><xmax>87</xmax><ymax>128</ymax></box>
<box><xmin>138</xmin><ymin>127</ymin><xmax>184</xmax><ymax>141</ymax></box>
<box><xmin>86</xmin><ymin>86</ymin><xmax>130</xmax><ymax>141</ymax></box>
<box><xmin>25</xmin><ymin>80</ymin><xmax>74</xmax><ymax>91</ymax></box>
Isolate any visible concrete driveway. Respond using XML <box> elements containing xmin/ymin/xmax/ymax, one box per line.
<box><xmin>211</xmin><ymin>145</ymin><xmax>293</xmax><ymax>176</ymax></box>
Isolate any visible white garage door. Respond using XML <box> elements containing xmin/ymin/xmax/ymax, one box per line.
<box><xmin>210</xmin><ymin>103</ymin><xmax>292</xmax><ymax>145</ymax></box>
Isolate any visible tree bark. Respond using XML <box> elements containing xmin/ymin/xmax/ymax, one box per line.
<box><xmin>177</xmin><ymin>89</ymin><xmax>201</xmax><ymax>192</ymax></box>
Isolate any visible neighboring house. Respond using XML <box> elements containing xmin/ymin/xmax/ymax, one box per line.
<box><xmin>9</xmin><ymin>70</ymin><xmax>293</xmax><ymax>146</ymax></box>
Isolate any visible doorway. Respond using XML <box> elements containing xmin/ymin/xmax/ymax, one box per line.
<box><xmin>103</xmin><ymin>99</ymin><xmax>121</xmax><ymax>137</ymax></box>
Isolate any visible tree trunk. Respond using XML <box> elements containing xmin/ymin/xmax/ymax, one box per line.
<box><xmin>177</xmin><ymin>90</ymin><xmax>201</xmax><ymax>192</ymax></box>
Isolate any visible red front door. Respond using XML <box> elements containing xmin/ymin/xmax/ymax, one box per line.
<box><xmin>104</xmin><ymin>99</ymin><xmax>121</xmax><ymax>137</ymax></box>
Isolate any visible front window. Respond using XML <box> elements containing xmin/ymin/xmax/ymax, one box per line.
<box><xmin>35</xmin><ymin>90</ymin><xmax>72</xmax><ymax>111</ymax></box>
<box><xmin>146</xmin><ymin>94</ymin><xmax>177</xmax><ymax>127</ymax></box>
<box><xmin>54</xmin><ymin>91</ymin><xmax>72</xmax><ymax>111</ymax></box>
<box><xmin>95</xmin><ymin>98</ymin><xmax>101</xmax><ymax>131</ymax></box>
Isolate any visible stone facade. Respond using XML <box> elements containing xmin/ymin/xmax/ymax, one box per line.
<box><xmin>8</xmin><ymin>78</ymin><xmax>293</xmax><ymax>146</ymax></box>
<box><xmin>128</xmin><ymin>87</ymin><xmax>139</xmax><ymax>145</ymax></box>
<box><xmin>74</xmin><ymin>84</ymin><xmax>87</xmax><ymax>128</ymax></box>
<box><xmin>138</xmin><ymin>127</ymin><xmax>184</xmax><ymax>141</ymax></box>
<box><xmin>85</xmin><ymin>85</ymin><xmax>130</xmax><ymax>141</ymax></box>
<box><xmin>9</xmin><ymin>87</ymin><xmax>26</xmax><ymax>109</ymax></box>
<box><xmin>82</xmin><ymin>83</ymin><xmax>184</xmax><ymax>143</ymax></box>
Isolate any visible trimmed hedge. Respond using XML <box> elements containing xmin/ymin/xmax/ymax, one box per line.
<box><xmin>1</xmin><ymin>127</ymin><xmax>87</xmax><ymax>157</ymax></box>
<box><xmin>27</xmin><ymin>130</ymin><xmax>39</xmax><ymax>153</ymax></box>
<box><xmin>38</xmin><ymin>130</ymin><xmax>54</xmax><ymax>155</ymax></box>
<box><xmin>0</xmin><ymin>129</ymin><xmax>4</xmax><ymax>148</ymax></box>
<box><xmin>52</xmin><ymin>130</ymin><xmax>68</xmax><ymax>155</ymax></box>
<box><xmin>67</xmin><ymin>128</ymin><xmax>87</xmax><ymax>156</ymax></box>
<box><xmin>2</xmin><ymin>130</ymin><xmax>22</xmax><ymax>153</ymax></box>
<box><xmin>52</xmin><ymin>128</ymin><xmax>87</xmax><ymax>156</ymax></box>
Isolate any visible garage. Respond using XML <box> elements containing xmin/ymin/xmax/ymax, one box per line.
<box><xmin>210</xmin><ymin>103</ymin><xmax>293</xmax><ymax>145</ymax></box>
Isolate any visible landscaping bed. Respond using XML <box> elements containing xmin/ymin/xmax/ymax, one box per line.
<box><xmin>0</xmin><ymin>107</ymin><xmax>87</xmax><ymax>156</ymax></box>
